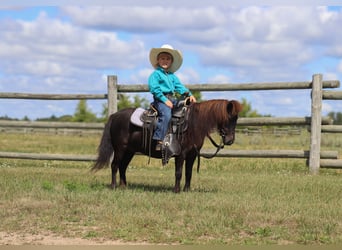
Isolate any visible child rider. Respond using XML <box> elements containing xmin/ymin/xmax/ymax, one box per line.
<box><xmin>148</xmin><ymin>44</ymin><xmax>197</xmax><ymax>150</ymax></box>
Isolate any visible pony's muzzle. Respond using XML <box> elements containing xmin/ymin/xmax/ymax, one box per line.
<box><xmin>224</xmin><ymin>135</ymin><xmax>235</xmax><ymax>145</ymax></box>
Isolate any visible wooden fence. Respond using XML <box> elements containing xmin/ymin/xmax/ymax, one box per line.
<box><xmin>1</xmin><ymin>74</ymin><xmax>342</xmax><ymax>173</ymax></box>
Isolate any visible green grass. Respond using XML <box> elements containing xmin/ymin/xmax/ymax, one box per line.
<box><xmin>0</xmin><ymin>130</ymin><xmax>341</xmax><ymax>245</ymax></box>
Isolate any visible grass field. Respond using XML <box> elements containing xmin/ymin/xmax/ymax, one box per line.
<box><xmin>0</xmin><ymin>129</ymin><xmax>341</xmax><ymax>245</ymax></box>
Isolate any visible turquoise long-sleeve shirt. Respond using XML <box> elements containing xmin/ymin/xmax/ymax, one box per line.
<box><xmin>148</xmin><ymin>67</ymin><xmax>191</xmax><ymax>103</ymax></box>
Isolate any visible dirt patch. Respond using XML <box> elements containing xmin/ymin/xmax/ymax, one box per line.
<box><xmin>0</xmin><ymin>231</ymin><xmax>148</xmax><ymax>245</ymax></box>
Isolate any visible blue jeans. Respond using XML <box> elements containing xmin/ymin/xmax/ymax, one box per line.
<box><xmin>152</xmin><ymin>98</ymin><xmax>177</xmax><ymax>141</ymax></box>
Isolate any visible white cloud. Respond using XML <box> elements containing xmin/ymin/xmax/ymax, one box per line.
<box><xmin>177</xmin><ymin>68</ymin><xmax>201</xmax><ymax>84</ymax></box>
<box><xmin>0</xmin><ymin>10</ymin><xmax>147</xmax><ymax>95</ymax></box>
<box><xmin>62</xmin><ymin>6</ymin><xmax>226</xmax><ymax>32</ymax></box>
<box><xmin>324</xmin><ymin>72</ymin><xmax>339</xmax><ymax>80</ymax></box>
<box><xmin>322</xmin><ymin>102</ymin><xmax>333</xmax><ymax>114</ymax></box>
<box><xmin>0</xmin><ymin>11</ymin><xmax>147</xmax><ymax>70</ymax></box>
<box><xmin>128</xmin><ymin>68</ymin><xmax>153</xmax><ymax>84</ymax></box>
<box><xmin>1</xmin><ymin>5</ymin><xmax>342</xmax><ymax>119</ymax></box>
<box><xmin>47</xmin><ymin>104</ymin><xmax>64</xmax><ymax>113</ymax></box>
<box><xmin>207</xmin><ymin>74</ymin><xmax>231</xmax><ymax>83</ymax></box>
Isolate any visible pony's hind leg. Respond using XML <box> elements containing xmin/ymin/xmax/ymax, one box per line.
<box><xmin>110</xmin><ymin>151</ymin><xmax>134</xmax><ymax>189</ymax></box>
<box><xmin>110</xmin><ymin>157</ymin><xmax>118</xmax><ymax>189</ymax></box>
<box><xmin>117</xmin><ymin>151</ymin><xmax>135</xmax><ymax>188</ymax></box>
<box><xmin>110</xmin><ymin>152</ymin><xmax>123</xmax><ymax>189</ymax></box>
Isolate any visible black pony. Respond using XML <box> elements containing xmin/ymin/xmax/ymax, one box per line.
<box><xmin>92</xmin><ymin>99</ymin><xmax>242</xmax><ymax>193</ymax></box>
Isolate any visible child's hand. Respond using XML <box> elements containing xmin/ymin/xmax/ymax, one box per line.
<box><xmin>165</xmin><ymin>100</ymin><xmax>173</xmax><ymax>108</ymax></box>
<box><xmin>189</xmin><ymin>95</ymin><xmax>197</xmax><ymax>103</ymax></box>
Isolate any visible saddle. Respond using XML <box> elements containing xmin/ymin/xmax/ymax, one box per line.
<box><xmin>130</xmin><ymin>97</ymin><xmax>191</xmax><ymax>165</ymax></box>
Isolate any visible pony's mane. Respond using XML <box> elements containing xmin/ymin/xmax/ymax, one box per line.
<box><xmin>188</xmin><ymin>99</ymin><xmax>241</xmax><ymax>138</ymax></box>
<box><xmin>195</xmin><ymin>99</ymin><xmax>230</xmax><ymax>125</ymax></box>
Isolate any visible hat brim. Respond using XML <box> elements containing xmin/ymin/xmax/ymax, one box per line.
<box><xmin>149</xmin><ymin>47</ymin><xmax>183</xmax><ymax>73</ymax></box>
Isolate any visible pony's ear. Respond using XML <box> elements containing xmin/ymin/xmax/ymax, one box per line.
<box><xmin>227</xmin><ymin>100</ymin><xmax>243</xmax><ymax>115</ymax></box>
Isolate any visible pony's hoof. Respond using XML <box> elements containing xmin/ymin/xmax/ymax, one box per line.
<box><xmin>173</xmin><ymin>187</ymin><xmax>181</xmax><ymax>193</ymax></box>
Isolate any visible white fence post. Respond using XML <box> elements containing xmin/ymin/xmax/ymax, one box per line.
<box><xmin>309</xmin><ymin>74</ymin><xmax>323</xmax><ymax>174</ymax></box>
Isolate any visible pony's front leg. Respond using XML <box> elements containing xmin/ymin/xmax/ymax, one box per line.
<box><xmin>184</xmin><ymin>149</ymin><xmax>197</xmax><ymax>192</ymax></box>
<box><xmin>174</xmin><ymin>156</ymin><xmax>184</xmax><ymax>193</ymax></box>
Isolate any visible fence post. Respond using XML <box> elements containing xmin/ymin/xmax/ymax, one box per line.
<box><xmin>309</xmin><ymin>74</ymin><xmax>323</xmax><ymax>174</ymax></box>
<box><xmin>107</xmin><ymin>75</ymin><xmax>117</xmax><ymax>116</ymax></box>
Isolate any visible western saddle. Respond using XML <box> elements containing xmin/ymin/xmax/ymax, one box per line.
<box><xmin>140</xmin><ymin>97</ymin><xmax>191</xmax><ymax>165</ymax></box>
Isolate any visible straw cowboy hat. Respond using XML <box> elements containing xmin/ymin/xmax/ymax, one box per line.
<box><xmin>149</xmin><ymin>44</ymin><xmax>183</xmax><ymax>73</ymax></box>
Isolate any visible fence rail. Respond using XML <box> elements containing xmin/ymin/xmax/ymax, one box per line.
<box><xmin>1</xmin><ymin>74</ymin><xmax>342</xmax><ymax>172</ymax></box>
<box><xmin>0</xmin><ymin>120</ymin><xmax>104</xmax><ymax>129</ymax></box>
<box><xmin>0</xmin><ymin>149</ymin><xmax>338</xmax><ymax>162</ymax></box>
<box><xmin>0</xmin><ymin>93</ymin><xmax>107</xmax><ymax>100</ymax></box>
<box><xmin>322</xmin><ymin>90</ymin><xmax>342</xmax><ymax>100</ymax></box>
<box><xmin>0</xmin><ymin>116</ymin><xmax>334</xmax><ymax>129</ymax></box>
<box><xmin>114</xmin><ymin>80</ymin><xmax>340</xmax><ymax>92</ymax></box>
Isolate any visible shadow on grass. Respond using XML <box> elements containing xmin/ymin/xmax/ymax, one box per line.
<box><xmin>101</xmin><ymin>182</ymin><xmax>218</xmax><ymax>193</ymax></box>
<box><xmin>127</xmin><ymin>182</ymin><xmax>173</xmax><ymax>192</ymax></box>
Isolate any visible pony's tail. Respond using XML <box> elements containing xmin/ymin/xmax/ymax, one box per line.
<box><xmin>91</xmin><ymin>116</ymin><xmax>114</xmax><ymax>171</ymax></box>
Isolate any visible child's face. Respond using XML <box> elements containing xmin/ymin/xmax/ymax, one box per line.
<box><xmin>157</xmin><ymin>53</ymin><xmax>173</xmax><ymax>71</ymax></box>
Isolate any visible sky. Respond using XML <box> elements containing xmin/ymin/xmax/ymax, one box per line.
<box><xmin>1</xmin><ymin>1</ymin><xmax>342</xmax><ymax>119</ymax></box>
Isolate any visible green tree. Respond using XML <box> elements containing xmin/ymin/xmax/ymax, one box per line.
<box><xmin>132</xmin><ymin>95</ymin><xmax>149</xmax><ymax>109</ymax></box>
<box><xmin>328</xmin><ymin>111</ymin><xmax>342</xmax><ymax>125</ymax></box>
<box><xmin>239</xmin><ymin>98</ymin><xmax>259</xmax><ymax>117</ymax></box>
<box><xmin>174</xmin><ymin>90</ymin><xmax>203</xmax><ymax>102</ymax></box>
<box><xmin>99</xmin><ymin>94</ymin><xmax>150</xmax><ymax>120</ymax></box>
<box><xmin>72</xmin><ymin>100</ymin><xmax>97</xmax><ymax>122</ymax></box>
<box><xmin>100</xmin><ymin>103</ymin><xmax>108</xmax><ymax>121</ymax></box>
<box><xmin>59</xmin><ymin>115</ymin><xmax>73</xmax><ymax>122</ymax></box>
<box><xmin>117</xmin><ymin>94</ymin><xmax>132</xmax><ymax>111</ymax></box>
<box><xmin>191</xmin><ymin>90</ymin><xmax>203</xmax><ymax>102</ymax></box>
<box><xmin>117</xmin><ymin>93</ymin><xmax>150</xmax><ymax>110</ymax></box>
<box><xmin>0</xmin><ymin>115</ymin><xmax>18</xmax><ymax>121</ymax></box>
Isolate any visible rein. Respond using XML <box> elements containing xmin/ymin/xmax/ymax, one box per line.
<box><xmin>195</xmin><ymin>132</ymin><xmax>225</xmax><ymax>173</ymax></box>
<box><xmin>203</xmin><ymin>133</ymin><xmax>225</xmax><ymax>159</ymax></box>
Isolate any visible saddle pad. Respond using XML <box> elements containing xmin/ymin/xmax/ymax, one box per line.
<box><xmin>130</xmin><ymin>107</ymin><xmax>145</xmax><ymax>127</ymax></box>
